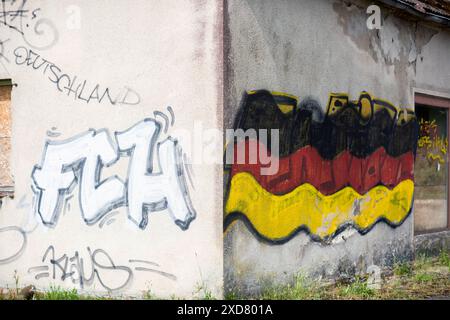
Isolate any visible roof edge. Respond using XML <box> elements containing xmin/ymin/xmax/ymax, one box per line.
<box><xmin>377</xmin><ymin>0</ymin><xmax>450</xmax><ymax>27</ymax></box>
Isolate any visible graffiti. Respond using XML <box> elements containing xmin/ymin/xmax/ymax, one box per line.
<box><xmin>32</xmin><ymin>128</ymin><xmax>125</xmax><ymax>226</ymax></box>
<box><xmin>1</xmin><ymin>3</ymin><xmax>132</xmax><ymax>106</ymax></box>
<box><xmin>224</xmin><ymin>90</ymin><xmax>418</xmax><ymax>244</ymax></box>
<box><xmin>417</xmin><ymin>118</ymin><xmax>448</xmax><ymax>164</ymax></box>
<box><xmin>0</xmin><ymin>194</ymin><xmax>40</xmax><ymax>265</ymax></box>
<box><xmin>116</xmin><ymin>120</ymin><xmax>195</xmax><ymax>229</ymax></box>
<box><xmin>226</xmin><ymin>173</ymin><xmax>413</xmax><ymax>243</ymax></box>
<box><xmin>28</xmin><ymin>245</ymin><xmax>176</xmax><ymax>293</ymax></box>
<box><xmin>0</xmin><ymin>38</ymin><xmax>10</xmax><ymax>63</ymax></box>
<box><xmin>0</xmin><ymin>226</ymin><xmax>27</xmax><ymax>264</ymax></box>
<box><xmin>98</xmin><ymin>211</ymin><xmax>119</xmax><ymax>229</ymax></box>
<box><xmin>229</xmin><ymin>141</ymin><xmax>414</xmax><ymax>195</ymax></box>
<box><xmin>32</xmin><ymin>118</ymin><xmax>196</xmax><ymax>230</ymax></box>
<box><xmin>0</xmin><ymin>0</ymin><xmax>32</xmax><ymax>34</ymax></box>
<box><xmin>12</xmin><ymin>46</ymin><xmax>140</xmax><ymax>106</ymax></box>
<box><xmin>46</xmin><ymin>127</ymin><xmax>61</xmax><ymax>138</ymax></box>
<box><xmin>0</xmin><ymin>0</ymin><xmax>58</xmax><ymax>50</ymax></box>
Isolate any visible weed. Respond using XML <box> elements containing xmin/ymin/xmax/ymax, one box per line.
<box><xmin>438</xmin><ymin>250</ymin><xmax>450</xmax><ymax>270</ymax></box>
<box><xmin>337</xmin><ymin>277</ymin><xmax>376</xmax><ymax>299</ymax></box>
<box><xmin>260</xmin><ymin>273</ymin><xmax>322</xmax><ymax>300</ymax></box>
<box><xmin>224</xmin><ymin>290</ymin><xmax>241</xmax><ymax>300</ymax></box>
<box><xmin>13</xmin><ymin>270</ymin><xmax>20</xmax><ymax>295</ymax></box>
<box><xmin>35</xmin><ymin>285</ymin><xmax>80</xmax><ymax>300</ymax></box>
<box><xmin>394</xmin><ymin>262</ymin><xmax>413</xmax><ymax>276</ymax></box>
<box><xmin>414</xmin><ymin>272</ymin><xmax>436</xmax><ymax>283</ymax></box>
<box><xmin>143</xmin><ymin>289</ymin><xmax>157</xmax><ymax>300</ymax></box>
<box><xmin>194</xmin><ymin>282</ymin><xmax>216</xmax><ymax>300</ymax></box>
<box><xmin>414</xmin><ymin>253</ymin><xmax>434</xmax><ymax>270</ymax></box>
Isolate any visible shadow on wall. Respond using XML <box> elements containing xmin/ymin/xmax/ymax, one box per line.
<box><xmin>224</xmin><ymin>89</ymin><xmax>419</xmax><ymax>245</ymax></box>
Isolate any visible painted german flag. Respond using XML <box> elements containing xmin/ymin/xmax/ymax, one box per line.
<box><xmin>224</xmin><ymin>90</ymin><xmax>419</xmax><ymax>244</ymax></box>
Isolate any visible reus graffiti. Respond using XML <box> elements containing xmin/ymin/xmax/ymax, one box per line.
<box><xmin>32</xmin><ymin>118</ymin><xmax>196</xmax><ymax>230</ymax></box>
<box><xmin>27</xmin><ymin>245</ymin><xmax>177</xmax><ymax>293</ymax></box>
<box><xmin>225</xmin><ymin>90</ymin><xmax>419</xmax><ymax>244</ymax></box>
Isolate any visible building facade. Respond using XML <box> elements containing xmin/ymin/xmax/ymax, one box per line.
<box><xmin>0</xmin><ymin>0</ymin><xmax>449</xmax><ymax>298</ymax></box>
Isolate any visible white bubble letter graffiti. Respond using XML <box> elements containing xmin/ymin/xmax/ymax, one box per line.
<box><xmin>32</xmin><ymin>130</ymin><xmax>125</xmax><ymax>226</ymax></box>
<box><xmin>115</xmin><ymin>119</ymin><xmax>196</xmax><ymax>230</ymax></box>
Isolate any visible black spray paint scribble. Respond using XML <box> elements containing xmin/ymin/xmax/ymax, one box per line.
<box><xmin>0</xmin><ymin>0</ymin><xmax>58</xmax><ymax>50</ymax></box>
<box><xmin>12</xmin><ymin>46</ymin><xmax>140</xmax><ymax>106</ymax></box>
<box><xmin>27</xmin><ymin>245</ymin><xmax>177</xmax><ymax>293</ymax></box>
<box><xmin>1</xmin><ymin>0</ymin><xmax>30</xmax><ymax>34</ymax></box>
<box><xmin>31</xmin><ymin>117</ymin><xmax>196</xmax><ymax>231</ymax></box>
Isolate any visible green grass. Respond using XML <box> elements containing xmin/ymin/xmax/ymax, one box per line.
<box><xmin>438</xmin><ymin>250</ymin><xmax>450</xmax><ymax>270</ymax></box>
<box><xmin>142</xmin><ymin>289</ymin><xmax>158</xmax><ymax>300</ymax></box>
<box><xmin>2</xmin><ymin>250</ymin><xmax>449</xmax><ymax>300</ymax></box>
<box><xmin>194</xmin><ymin>282</ymin><xmax>216</xmax><ymax>300</ymax></box>
<box><xmin>34</xmin><ymin>286</ymin><xmax>110</xmax><ymax>300</ymax></box>
<box><xmin>414</xmin><ymin>272</ymin><xmax>436</xmax><ymax>283</ymax></box>
<box><xmin>415</xmin><ymin>253</ymin><xmax>435</xmax><ymax>269</ymax></box>
<box><xmin>394</xmin><ymin>262</ymin><xmax>413</xmax><ymax>276</ymax></box>
<box><xmin>336</xmin><ymin>277</ymin><xmax>376</xmax><ymax>299</ymax></box>
<box><xmin>224</xmin><ymin>291</ymin><xmax>242</xmax><ymax>300</ymax></box>
<box><xmin>35</xmin><ymin>286</ymin><xmax>80</xmax><ymax>300</ymax></box>
<box><xmin>253</xmin><ymin>250</ymin><xmax>450</xmax><ymax>300</ymax></box>
<box><xmin>259</xmin><ymin>274</ymin><xmax>324</xmax><ymax>300</ymax></box>
<box><xmin>257</xmin><ymin>275</ymin><xmax>377</xmax><ymax>300</ymax></box>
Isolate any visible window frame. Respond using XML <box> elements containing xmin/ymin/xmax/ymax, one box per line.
<box><xmin>0</xmin><ymin>79</ymin><xmax>13</xmax><ymax>198</ymax></box>
<box><xmin>414</xmin><ymin>90</ymin><xmax>450</xmax><ymax>233</ymax></box>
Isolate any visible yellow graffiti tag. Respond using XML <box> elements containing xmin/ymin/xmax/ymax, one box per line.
<box><xmin>427</xmin><ymin>153</ymin><xmax>445</xmax><ymax>164</ymax></box>
<box><xmin>418</xmin><ymin>135</ymin><xmax>432</xmax><ymax>148</ymax></box>
<box><xmin>225</xmin><ymin>173</ymin><xmax>414</xmax><ymax>241</ymax></box>
<box><xmin>325</xmin><ymin>91</ymin><xmax>412</xmax><ymax>122</ymax></box>
<box><xmin>418</xmin><ymin>117</ymin><xmax>448</xmax><ymax>164</ymax></box>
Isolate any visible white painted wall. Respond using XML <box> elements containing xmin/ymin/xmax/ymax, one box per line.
<box><xmin>0</xmin><ymin>0</ymin><xmax>223</xmax><ymax>298</ymax></box>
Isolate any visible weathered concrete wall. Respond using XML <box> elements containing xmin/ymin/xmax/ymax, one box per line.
<box><xmin>224</xmin><ymin>0</ymin><xmax>450</xmax><ymax>296</ymax></box>
<box><xmin>414</xmin><ymin>200</ymin><xmax>447</xmax><ymax>232</ymax></box>
<box><xmin>415</xmin><ymin>230</ymin><xmax>450</xmax><ymax>257</ymax></box>
<box><xmin>415</xmin><ymin>30</ymin><xmax>450</xmax><ymax>95</ymax></box>
<box><xmin>0</xmin><ymin>0</ymin><xmax>223</xmax><ymax>298</ymax></box>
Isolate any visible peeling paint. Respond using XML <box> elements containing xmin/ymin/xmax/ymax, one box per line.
<box><xmin>333</xmin><ymin>0</ymin><xmax>439</xmax><ymax>105</ymax></box>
